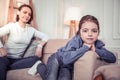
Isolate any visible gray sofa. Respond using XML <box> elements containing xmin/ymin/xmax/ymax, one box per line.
<box><xmin>6</xmin><ymin>39</ymin><xmax>117</xmax><ymax>80</ymax></box>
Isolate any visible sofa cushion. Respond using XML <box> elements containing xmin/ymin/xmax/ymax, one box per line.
<box><xmin>7</xmin><ymin>39</ymin><xmax>69</xmax><ymax>80</ymax></box>
<box><xmin>7</xmin><ymin>68</ymin><xmax>42</xmax><ymax>80</ymax></box>
<box><xmin>93</xmin><ymin>64</ymin><xmax>120</xmax><ymax>80</ymax></box>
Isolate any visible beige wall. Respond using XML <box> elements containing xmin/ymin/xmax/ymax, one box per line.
<box><xmin>0</xmin><ymin>0</ymin><xmax>120</xmax><ymax>60</ymax></box>
<box><xmin>0</xmin><ymin>0</ymin><xmax>9</xmax><ymax>26</ymax></box>
<box><xmin>0</xmin><ymin>0</ymin><xmax>29</xmax><ymax>27</ymax></box>
<box><xmin>33</xmin><ymin>0</ymin><xmax>120</xmax><ymax>60</ymax></box>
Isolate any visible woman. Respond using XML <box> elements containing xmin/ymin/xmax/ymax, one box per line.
<box><xmin>29</xmin><ymin>15</ymin><xmax>116</xmax><ymax>80</ymax></box>
<box><xmin>0</xmin><ymin>4</ymin><xmax>48</xmax><ymax>80</ymax></box>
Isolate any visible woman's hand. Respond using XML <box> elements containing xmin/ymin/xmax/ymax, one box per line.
<box><xmin>35</xmin><ymin>41</ymin><xmax>47</xmax><ymax>57</ymax></box>
<box><xmin>35</xmin><ymin>47</ymin><xmax>42</xmax><ymax>58</ymax></box>
<box><xmin>0</xmin><ymin>47</ymin><xmax>7</xmax><ymax>57</ymax></box>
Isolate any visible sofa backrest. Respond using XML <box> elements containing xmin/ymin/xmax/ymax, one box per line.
<box><xmin>42</xmin><ymin>39</ymin><xmax>69</xmax><ymax>64</ymax></box>
<box><xmin>43</xmin><ymin>39</ymin><xmax>69</xmax><ymax>53</ymax></box>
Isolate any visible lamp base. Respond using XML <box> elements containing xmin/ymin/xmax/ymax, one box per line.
<box><xmin>69</xmin><ymin>20</ymin><xmax>77</xmax><ymax>38</ymax></box>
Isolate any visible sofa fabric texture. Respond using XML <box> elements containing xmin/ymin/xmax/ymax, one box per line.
<box><xmin>6</xmin><ymin>39</ymin><xmax>117</xmax><ymax>80</ymax></box>
<box><xmin>7</xmin><ymin>39</ymin><xmax>69</xmax><ymax>80</ymax></box>
<box><xmin>23</xmin><ymin>40</ymin><xmax>41</xmax><ymax>58</ymax></box>
<box><xmin>94</xmin><ymin>64</ymin><xmax>120</xmax><ymax>80</ymax></box>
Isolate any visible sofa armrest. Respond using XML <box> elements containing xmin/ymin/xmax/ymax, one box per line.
<box><xmin>93</xmin><ymin>52</ymin><xmax>118</xmax><ymax>80</ymax></box>
<box><xmin>93</xmin><ymin>64</ymin><xmax>120</xmax><ymax>80</ymax></box>
<box><xmin>73</xmin><ymin>51</ymin><xmax>105</xmax><ymax>80</ymax></box>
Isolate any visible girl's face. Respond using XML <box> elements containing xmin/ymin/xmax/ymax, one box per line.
<box><xmin>18</xmin><ymin>7</ymin><xmax>31</xmax><ymax>23</ymax></box>
<box><xmin>80</xmin><ymin>21</ymin><xmax>99</xmax><ymax>45</ymax></box>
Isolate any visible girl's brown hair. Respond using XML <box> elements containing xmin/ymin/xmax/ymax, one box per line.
<box><xmin>76</xmin><ymin>15</ymin><xmax>100</xmax><ymax>35</ymax></box>
<box><xmin>16</xmin><ymin>4</ymin><xmax>33</xmax><ymax>24</ymax></box>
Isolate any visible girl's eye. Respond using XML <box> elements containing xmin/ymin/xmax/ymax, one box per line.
<box><xmin>28</xmin><ymin>13</ymin><xmax>31</xmax><ymax>16</ymax></box>
<box><xmin>23</xmin><ymin>11</ymin><xmax>27</xmax><ymax>14</ymax></box>
<box><xmin>82</xmin><ymin>29</ymin><xmax>88</xmax><ymax>32</ymax></box>
<box><xmin>92</xmin><ymin>29</ymin><xmax>98</xmax><ymax>33</ymax></box>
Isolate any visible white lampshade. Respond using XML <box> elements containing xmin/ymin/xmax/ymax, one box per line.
<box><xmin>16</xmin><ymin>0</ymin><xmax>29</xmax><ymax>4</ymax></box>
<box><xmin>64</xmin><ymin>7</ymin><xmax>81</xmax><ymax>25</ymax></box>
<box><xmin>17</xmin><ymin>2</ymin><xmax>25</xmax><ymax>7</ymax></box>
<box><xmin>16</xmin><ymin>0</ymin><xmax>29</xmax><ymax>7</ymax></box>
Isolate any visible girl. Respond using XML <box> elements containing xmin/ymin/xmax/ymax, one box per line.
<box><xmin>28</xmin><ymin>15</ymin><xmax>116</xmax><ymax>80</ymax></box>
<box><xmin>0</xmin><ymin>4</ymin><xmax>48</xmax><ymax>80</ymax></box>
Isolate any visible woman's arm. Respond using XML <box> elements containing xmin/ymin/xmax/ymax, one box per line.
<box><xmin>0</xmin><ymin>23</ymin><xmax>11</xmax><ymax>37</ymax></box>
<box><xmin>34</xmin><ymin>29</ymin><xmax>49</xmax><ymax>42</ymax></box>
<box><xmin>35</xmin><ymin>41</ymin><xmax>47</xmax><ymax>57</ymax></box>
<box><xmin>33</xmin><ymin>29</ymin><xmax>49</xmax><ymax>57</ymax></box>
<box><xmin>0</xmin><ymin>23</ymin><xmax>12</xmax><ymax>56</ymax></box>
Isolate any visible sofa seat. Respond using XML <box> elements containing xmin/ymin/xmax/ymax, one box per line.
<box><xmin>7</xmin><ymin>68</ymin><xmax>42</xmax><ymax>80</ymax></box>
<box><xmin>7</xmin><ymin>39</ymin><xmax>69</xmax><ymax>80</ymax></box>
<box><xmin>6</xmin><ymin>39</ymin><xmax>117</xmax><ymax>80</ymax></box>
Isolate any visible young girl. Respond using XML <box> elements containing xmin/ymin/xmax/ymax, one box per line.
<box><xmin>28</xmin><ymin>15</ymin><xmax>116</xmax><ymax>80</ymax></box>
<box><xmin>0</xmin><ymin>4</ymin><xmax>48</xmax><ymax>80</ymax></box>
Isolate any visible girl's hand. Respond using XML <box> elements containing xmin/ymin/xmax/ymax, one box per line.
<box><xmin>35</xmin><ymin>47</ymin><xmax>42</xmax><ymax>58</ymax></box>
<box><xmin>90</xmin><ymin>44</ymin><xmax>95</xmax><ymax>51</ymax></box>
<box><xmin>83</xmin><ymin>43</ymin><xmax>92</xmax><ymax>48</ymax></box>
<box><xmin>83</xmin><ymin>43</ymin><xmax>95</xmax><ymax>51</ymax></box>
<box><xmin>0</xmin><ymin>48</ymin><xmax>7</xmax><ymax>57</ymax></box>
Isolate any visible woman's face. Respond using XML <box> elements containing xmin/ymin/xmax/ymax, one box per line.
<box><xmin>18</xmin><ymin>7</ymin><xmax>31</xmax><ymax>23</ymax></box>
<box><xmin>80</xmin><ymin>21</ymin><xmax>99</xmax><ymax>45</ymax></box>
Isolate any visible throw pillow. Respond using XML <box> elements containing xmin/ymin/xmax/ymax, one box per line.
<box><xmin>23</xmin><ymin>40</ymin><xmax>41</xmax><ymax>57</ymax></box>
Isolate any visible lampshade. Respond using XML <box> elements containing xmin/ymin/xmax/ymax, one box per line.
<box><xmin>16</xmin><ymin>0</ymin><xmax>29</xmax><ymax>7</ymax></box>
<box><xmin>16</xmin><ymin>0</ymin><xmax>29</xmax><ymax>4</ymax></box>
<box><xmin>64</xmin><ymin>7</ymin><xmax>81</xmax><ymax>26</ymax></box>
<box><xmin>17</xmin><ymin>2</ymin><xmax>25</xmax><ymax>7</ymax></box>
